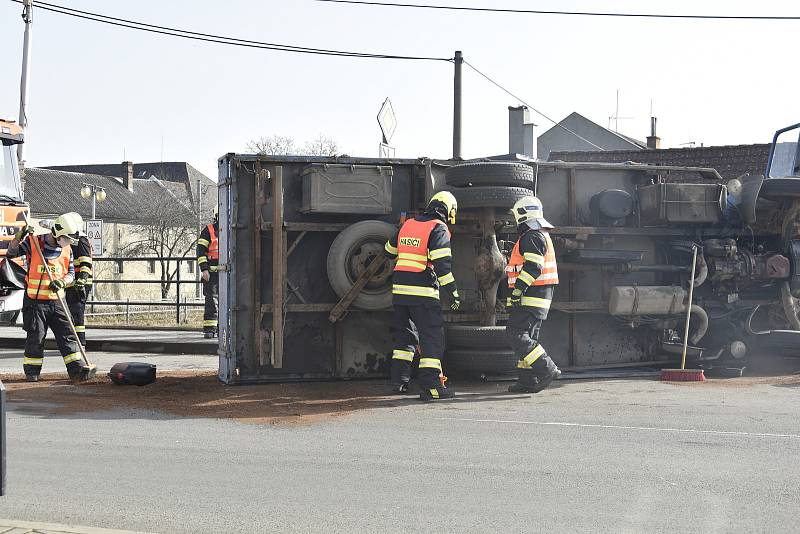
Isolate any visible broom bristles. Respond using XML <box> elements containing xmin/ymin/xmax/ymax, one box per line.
<box><xmin>660</xmin><ymin>368</ymin><xmax>706</xmax><ymax>382</ymax></box>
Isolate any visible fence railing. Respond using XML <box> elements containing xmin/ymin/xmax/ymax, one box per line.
<box><xmin>90</xmin><ymin>256</ymin><xmax>205</xmax><ymax>324</ymax></box>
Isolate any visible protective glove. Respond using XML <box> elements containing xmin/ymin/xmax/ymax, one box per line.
<box><xmin>14</xmin><ymin>225</ymin><xmax>34</xmax><ymax>241</ymax></box>
<box><xmin>74</xmin><ymin>280</ymin><xmax>87</xmax><ymax>299</ymax></box>
<box><xmin>201</xmin><ymin>270</ymin><xmax>210</xmax><ymax>283</ymax></box>
<box><xmin>49</xmin><ymin>279</ymin><xmax>66</xmax><ymax>292</ymax></box>
<box><xmin>510</xmin><ymin>288</ymin><xmax>523</xmax><ymax>307</ymax></box>
<box><xmin>450</xmin><ymin>289</ymin><xmax>461</xmax><ymax>311</ymax></box>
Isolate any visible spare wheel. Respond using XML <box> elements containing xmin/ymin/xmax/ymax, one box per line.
<box><xmin>446</xmin><ymin>161</ymin><xmax>535</xmax><ymax>189</ymax></box>
<box><xmin>327</xmin><ymin>220</ymin><xmax>396</xmax><ymax>311</ymax></box>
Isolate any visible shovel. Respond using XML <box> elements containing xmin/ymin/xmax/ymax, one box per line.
<box><xmin>27</xmin><ymin>229</ymin><xmax>97</xmax><ymax>381</ymax></box>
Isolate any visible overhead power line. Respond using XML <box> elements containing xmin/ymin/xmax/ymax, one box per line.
<box><xmin>315</xmin><ymin>0</ymin><xmax>800</xmax><ymax>21</ymax></box>
<box><xmin>462</xmin><ymin>61</ymin><xmax>605</xmax><ymax>151</ymax></box>
<box><xmin>6</xmin><ymin>0</ymin><xmax>609</xmax><ymax>150</ymax></box>
<box><xmin>8</xmin><ymin>0</ymin><xmax>452</xmax><ymax>61</ymax></box>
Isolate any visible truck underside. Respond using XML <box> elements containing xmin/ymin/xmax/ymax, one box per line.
<box><xmin>218</xmin><ymin>124</ymin><xmax>800</xmax><ymax>384</ymax></box>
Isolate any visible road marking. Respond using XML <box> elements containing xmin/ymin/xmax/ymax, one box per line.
<box><xmin>433</xmin><ymin>417</ymin><xmax>800</xmax><ymax>440</ymax></box>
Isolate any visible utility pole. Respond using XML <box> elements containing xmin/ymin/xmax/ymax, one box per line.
<box><xmin>453</xmin><ymin>50</ymin><xmax>463</xmax><ymax>160</ymax></box>
<box><xmin>17</xmin><ymin>0</ymin><xmax>33</xmax><ymax>167</ymax></box>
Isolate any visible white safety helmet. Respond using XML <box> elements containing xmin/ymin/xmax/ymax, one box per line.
<box><xmin>511</xmin><ymin>196</ymin><xmax>553</xmax><ymax>229</ymax></box>
<box><xmin>51</xmin><ymin>212</ymin><xmax>83</xmax><ymax>245</ymax></box>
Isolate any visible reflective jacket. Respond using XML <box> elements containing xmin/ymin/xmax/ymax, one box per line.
<box><xmin>385</xmin><ymin>215</ymin><xmax>456</xmax><ymax>305</ymax></box>
<box><xmin>506</xmin><ymin>229</ymin><xmax>558</xmax><ymax>318</ymax></box>
<box><xmin>70</xmin><ymin>236</ymin><xmax>93</xmax><ymax>288</ymax></box>
<box><xmin>23</xmin><ymin>235</ymin><xmax>73</xmax><ymax>301</ymax></box>
<box><xmin>197</xmin><ymin>222</ymin><xmax>219</xmax><ymax>274</ymax></box>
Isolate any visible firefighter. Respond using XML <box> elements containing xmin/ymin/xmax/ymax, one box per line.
<box><xmin>6</xmin><ymin>213</ymin><xmax>91</xmax><ymax>382</ymax></box>
<box><xmin>384</xmin><ymin>191</ymin><xmax>460</xmax><ymax>401</ymax></box>
<box><xmin>62</xmin><ymin>213</ymin><xmax>93</xmax><ymax>347</ymax></box>
<box><xmin>505</xmin><ymin>196</ymin><xmax>561</xmax><ymax>393</ymax></box>
<box><xmin>197</xmin><ymin>206</ymin><xmax>219</xmax><ymax>338</ymax></box>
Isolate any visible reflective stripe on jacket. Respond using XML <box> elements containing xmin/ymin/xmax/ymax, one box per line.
<box><xmin>25</xmin><ymin>236</ymin><xmax>71</xmax><ymax>301</ymax></box>
<box><xmin>393</xmin><ymin>218</ymin><xmax>448</xmax><ymax>273</ymax></box>
<box><xmin>507</xmin><ymin>231</ymin><xmax>558</xmax><ymax>288</ymax></box>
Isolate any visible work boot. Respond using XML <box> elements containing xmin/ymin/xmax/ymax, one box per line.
<box><xmin>25</xmin><ymin>374</ymin><xmax>40</xmax><ymax>383</ymax></box>
<box><xmin>508</xmin><ymin>369</ymin><xmax>539</xmax><ymax>394</ymax></box>
<box><xmin>419</xmin><ymin>385</ymin><xmax>455</xmax><ymax>402</ymax></box>
<box><xmin>528</xmin><ymin>367</ymin><xmax>561</xmax><ymax>393</ymax></box>
<box><xmin>389</xmin><ymin>382</ymin><xmax>411</xmax><ymax>395</ymax></box>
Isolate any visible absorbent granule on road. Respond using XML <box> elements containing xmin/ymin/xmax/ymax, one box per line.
<box><xmin>3</xmin><ymin>371</ymin><xmax>800</xmax><ymax>426</ymax></box>
<box><xmin>1</xmin><ymin>371</ymin><xmax>419</xmax><ymax>426</ymax></box>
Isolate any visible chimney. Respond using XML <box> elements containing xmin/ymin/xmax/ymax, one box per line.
<box><xmin>122</xmin><ymin>161</ymin><xmax>134</xmax><ymax>191</ymax></box>
<box><xmin>647</xmin><ymin>117</ymin><xmax>661</xmax><ymax>149</ymax></box>
<box><xmin>508</xmin><ymin>106</ymin><xmax>536</xmax><ymax>158</ymax></box>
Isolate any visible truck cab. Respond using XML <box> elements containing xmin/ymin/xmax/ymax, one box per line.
<box><xmin>0</xmin><ymin>119</ymin><xmax>29</xmax><ymax>323</ymax></box>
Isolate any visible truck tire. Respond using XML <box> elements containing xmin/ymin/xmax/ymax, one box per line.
<box><xmin>327</xmin><ymin>220</ymin><xmax>396</xmax><ymax>311</ymax></box>
<box><xmin>446</xmin><ymin>348</ymin><xmax>518</xmax><ymax>376</ymax></box>
<box><xmin>446</xmin><ymin>324</ymin><xmax>510</xmax><ymax>349</ymax></box>
<box><xmin>452</xmin><ymin>186</ymin><xmax>532</xmax><ymax>210</ymax></box>
<box><xmin>446</xmin><ymin>162</ymin><xmax>535</xmax><ymax>189</ymax></box>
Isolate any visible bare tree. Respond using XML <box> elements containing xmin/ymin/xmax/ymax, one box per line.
<box><xmin>247</xmin><ymin>134</ymin><xmax>339</xmax><ymax>156</ymax></box>
<box><xmin>302</xmin><ymin>134</ymin><xmax>338</xmax><ymax>156</ymax></box>
<box><xmin>121</xmin><ymin>187</ymin><xmax>198</xmax><ymax>299</ymax></box>
<box><xmin>247</xmin><ymin>135</ymin><xmax>297</xmax><ymax>156</ymax></box>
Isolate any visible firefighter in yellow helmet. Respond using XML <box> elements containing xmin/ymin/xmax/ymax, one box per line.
<box><xmin>6</xmin><ymin>212</ymin><xmax>92</xmax><ymax>381</ymax></box>
<box><xmin>384</xmin><ymin>191</ymin><xmax>460</xmax><ymax>401</ymax></box>
<box><xmin>197</xmin><ymin>206</ymin><xmax>220</xmax><ymax>338</ymax></box>
<box><xmin>505</xmin><ymin>196</ymin><xmax>561</xmax><ymax>393</ymax></box>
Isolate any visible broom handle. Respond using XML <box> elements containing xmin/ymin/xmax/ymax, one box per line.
<box><xmin>28</xmin><ymin>233</ymin><xmax>93</xmax><ymax>368</ymax></box>
<box><xmin>680</xmin><ymin>245</ymin><xmax>698</xmax><ymax>370</ymax></box>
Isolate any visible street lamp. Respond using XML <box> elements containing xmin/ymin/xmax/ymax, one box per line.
<box><xmin>80</xmin><ymin>182</ymin><xmax>106</xmax><ymax>219</ymax></box>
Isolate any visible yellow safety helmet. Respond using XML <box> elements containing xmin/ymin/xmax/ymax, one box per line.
<box><xmin>428</xmin><ymin>191</ymin><xmax>458</xmax><ymax>225</ymax></box>
<box><xmin>51</xmin><ymin>212</ymin><xmax>83</xmax><ymax>244</ymax></box>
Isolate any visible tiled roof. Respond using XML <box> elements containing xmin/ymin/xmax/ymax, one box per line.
<box><xmin>549</xmin><ymin>143</ymin><xmax>771</xmax><ymax>181</ymax></box>
<box><xmin>22</xmin><ymin>168</ymin><xmax>196</xmax><ymax>224</ymax></box>
<box><xmin>43</xmin><ymin>162</ymin><xmax>217</xmax><ymax>213</ymax></box>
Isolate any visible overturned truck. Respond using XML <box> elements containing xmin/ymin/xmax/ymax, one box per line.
<box><xmin>217</xmin><ymin>123</ymin><xmax>800</xmax><ymax>384</ymax></box>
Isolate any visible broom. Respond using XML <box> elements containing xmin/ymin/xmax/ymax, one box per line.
<box><xmin>28</xmin><ymin>228</ymin><xmax>97</xmax><ymax>381</ymax></box>
<box><xmin>661</xmin><ymin>244</ymin><xmax>706</xmax><ymax>382</ymax></box>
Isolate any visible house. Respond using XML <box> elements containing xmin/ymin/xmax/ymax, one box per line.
<box><xmin>21</xmin><ymin>162</ymin><xmax>217</xmax><ymax>306</ymax></box>
<box><xmin>537</xmin><ymin>112</ymin><xmax>647</xmax><ymax>161</ymax></box>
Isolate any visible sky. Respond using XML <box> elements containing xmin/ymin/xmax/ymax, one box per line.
<box><xmin>0</xmin><ymin>0</ymin><xmax>798</xmax><ymax>181</ymax></box>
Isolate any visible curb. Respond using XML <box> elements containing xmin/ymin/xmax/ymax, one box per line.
<box><xmin>0</xmin><ymin>518</ymin><xmax>156</xmax><ymax>534</ymax></box>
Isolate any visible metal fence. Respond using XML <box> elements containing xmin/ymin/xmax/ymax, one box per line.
<box><xmin>89</xmin><ymin>257</ymin><xmax>205</xmax><ymax>324</ymax></box>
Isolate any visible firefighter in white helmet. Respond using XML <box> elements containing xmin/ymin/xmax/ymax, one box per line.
<box><xmin>384</xmin><ymin>191</ymin><xmax>460</xmax><ymax>401</ymax></box>
<box><xmin>505</xmin><ymin>195</ymin><xmax>561</xmax><ymax>393</ymax></box>
<box><xmin>197</xmin><ymin>206</ymin><xmax>220</xmax><ymax>338</ymax></box>
<box><xmin>6</xmin><ymin>212</ymin><xmax>92</xmax><ymax>381</ymax></box>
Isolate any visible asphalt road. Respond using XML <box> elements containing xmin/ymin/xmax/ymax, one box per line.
<box><xmin>0</xmin><ymin>347</ymin><xmax>218</xmax><ymax>375</ymax></box>
<box><xmin>2</xmin><ymin>376</ymin><xmax>799</xmax><ymax>533</ymax></box>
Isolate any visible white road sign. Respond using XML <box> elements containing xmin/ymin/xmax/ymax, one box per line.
<box><xmin>86</xmin><ymin>219</ymin><xmax>103</xmax><ymax>257</ymax></box>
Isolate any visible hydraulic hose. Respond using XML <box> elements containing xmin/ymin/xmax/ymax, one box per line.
<box><xmin>689</xmin><ymin>304</ymin><xmax>708</xmax><ymax>344</ymax></box>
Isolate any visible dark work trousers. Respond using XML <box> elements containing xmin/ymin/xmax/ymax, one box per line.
<box><xmin>505</xmin><ymin>307</ymin><xmax>558</xmax><ymax>385</ymax></box>
<box><xmin>65</xmin><ymin>285</ymin><xmax>91</xmax><ymax>345</ymax></box>
<box><xmin>202</xmin><ymin>274</ymin><xmax>219</xmax><ymax>333</ymax></box>
<box><xmin>22</xmin><ymin>296</ymin><xmax>83</xmax><ymax>378</ymax></box>
<box><xmin>390</xmin><ymin>303</ymin><xmax>445</xmax><ymax>389</ymax></box>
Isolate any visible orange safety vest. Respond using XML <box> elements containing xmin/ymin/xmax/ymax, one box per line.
<box><xmin>394</xmin><ymin>219</ymin><xmax>449</xmax><ymax>273</ymax></box>
<box><xmin>506</xmin><ymin>231</ymin><xmax>558</xmax><ymax>288</ymax></box>
<box><xmin>25</xmin><ymin>236</ymin><xmax>71</xmax><ymax>301</ymax></box>
<box><xmin>207</xmin><ymin>224</ymin><xmax>219</xmax><ymax>261</ymax></box>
